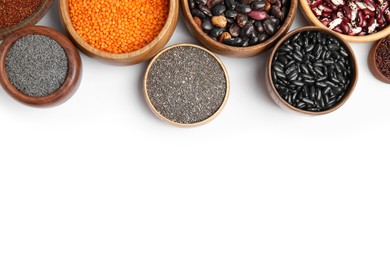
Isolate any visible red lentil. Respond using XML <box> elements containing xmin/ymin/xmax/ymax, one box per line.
<box><xmin>69</xmin><ymin>0</ymin><xmax>169</xmax><ymax>54</ymax></box>
<box><xmin>0</xmin><ymin>0</ymin><xmax>42</xmax><ymax>29</ymax></box>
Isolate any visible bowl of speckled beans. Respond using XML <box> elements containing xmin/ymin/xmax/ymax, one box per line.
<box><xmin>0</xmin><ymin>26</ymin><xmax>82</xmax><ymax>107</ymax></box>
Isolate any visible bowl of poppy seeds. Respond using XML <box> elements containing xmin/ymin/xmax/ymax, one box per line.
<box><xmin>59</xmin><ymin>0</ymin><xmax>179</xmax><ymax>65</ymax></box>
<box><xmin>181</xmin><ymin>0</ymin><xmax>298</xmax><ymax>57</ymax></box>
<box><xmin>368</xmin><ymin>35</ymin><xmax>390</xmax><ymax>84</ymax></box>
<box><xmin>266</xmin><ymin>26</ymin><xmax>358</xmax><ymax>115</ymax></box>
<box><xmin>299</xmin><ymin>0</ymin><xmax>390</xmax><ymax>42</ymax></box>
<box><xmin>144</xmin><ymin>44</ymin><xmax>230</xmax><ymax>127</ymax></box>
<box><xmin>0</xmin><ymin>26</ymin><xmax>82</xmax><ymax>107</ymax></box>
<box><xmin>0</xmin><ymin>0</ymin><xmax>54</xmax><ymax>40</ymax></box>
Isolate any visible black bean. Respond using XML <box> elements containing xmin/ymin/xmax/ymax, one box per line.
<box><xmin>209</xmin><ymin>27</ymin><xmax>225</xmax><ymax>38</ymax></box>
<box><xmin>251</xmin><ymin>1</ymin><xmax>266</xmax><ymax>10</ymax></box>
<box><xmin>225</xmin><ymin>10</ymin><xmax>238</xmax><ymax>19</ymax></box>
<box><xmin>199</xmin><ymin>4</ymin><xmax>212</xmax><ymax>16</ymax></box>
<box><xmin>223</xmin><ymin>37</ymin><xmax>243</xmax><ymax>46</ymax></box>
<box><xmin>202</xmin><ymin>18</ymin><xmax>213</xmax><ymax>31</ymax></box>
<box><xmin>229</xmin><ymin>24</ymin><xmax>240</xmax><ymax>37</ymax></box>
<box><xmin>225</xmin><ymin>0</ymin><xmax>236</xmax><ymax>10</ymax></box>
<box><xmin>211</xmin><ymin>4</ymin><xmax>226</xmax><ymax>15</ymax></box>
<box><xmin>192</xmin><ymin>9</ymin><xmax>206</xmax><ymax>20</ymax></box>
<box><xmin>235</xmin><ymin>3</ymin><xmax>251</xmax><ymax>13</ymax></box>
<box><xmin>240</xmin><ymin>23</ymin><xmax>254</xmax><ymax>37</ymax></box>
<box><xmin>254</xmin><ymin>21</ymin><xmax>264</xmax><ymax>32</ymax></box>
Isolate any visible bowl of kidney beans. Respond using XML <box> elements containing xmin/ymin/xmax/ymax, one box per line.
<box><xmin>266</xmin><ymin>26</ymin><xmax>358</xmax><ymax>115</ymax></box>
<box><xmin>300</xmin><ymin>0</ymin><xmax>390</xmax><ymax>42</ymax></box>
<box><xmin>182</xmin><ymin>0</ymin><xmax>298</xmax><ymax>57</ymax></box>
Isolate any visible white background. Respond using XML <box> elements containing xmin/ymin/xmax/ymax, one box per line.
<box><xmin>1</xmin><ymin>1</ymin><xmax>389</xmax><ymax>259</ymax></box>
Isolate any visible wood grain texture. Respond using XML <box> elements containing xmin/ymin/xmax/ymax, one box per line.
<box><xmin>265</xmin><ymin>26</ymin><xmax>359</xmax><ymax>115</ymax></box>
<box><xmin>0</xmin><ymin>0</ymin><xmax>53</xmax><ymax>40</ymax></box>
<box><xmin>299</xmin><ymin>0</ymin><xmax>390</xmax><ymax>43</ymax></box>
<box><xmin>0</xmin><ymin>26</ymin><xmax>82</xmax><ymax>107</ymax></box>
<box><xmin>368</xmin><ymin>37</ymin><xmax>390</xmax><ymax>84</ymax></box>
<box><xmin>181</xmin><ymin>0</ymin><xmax>298</xmax><ymax>57</ymax></box>
<box><xmin>58</xmin><ymin>0</ymin><xmax>179</xmax><ymax>65</ymax></box>
<box><xmin>143</xmin><ymin>43</ymin><xmax>230</xmax><ymax>127</ymax></box>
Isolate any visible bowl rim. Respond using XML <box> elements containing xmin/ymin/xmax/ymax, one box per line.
<box><xmin>0</xmin><ymin>26</ymin><xmax>82</xmax><ymax>107</ymax></box>
<box><xmin>299</xmin><ymin>0</ymin><xmax>390</xmax><ymax>43</ymax></box>
<box><xmin>369</xmin><ymin>36</ymin><xmax>390</xmax><ymax>84</ymax></box>
<box><xmin>59</xmin><ymin>0</ymin><xmax>178</xmax><ymax>61</ymax></box>
<box><xmin>267</xmin><ymin>26</ymin><xmax>359</xmax><ymax>115</ymax></box>
<box><xmin>143</xmin><ymin>43</ymin><xmax>230</xmax><ymax>127</ymax></box>
<box><xmin>181</xmin><ymin>0</ymin><xmax>299</xmax><ymax>53</ymax></box>
<box><xmin>0</xmin><ymin>0</ymin><xmax>54</xmax><ymax>40</ymax></box>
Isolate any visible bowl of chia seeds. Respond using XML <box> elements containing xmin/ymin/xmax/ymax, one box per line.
<box><xmin>0</xmin><ymin>0</ymin><xmax>53</xmax><ymax>40</ymax></box>
<box><xmin>0</xmin><ymin>26</ymin><xmax>82</xmax><ymax>107</ymax></box>
<box><xmin>182</xmin><ymin>0</ymin><xmax>298</xmax><ymax>57</ymax></box>
<box><xmin>266</xmin><ymin>26</ymin><xmax>358</xmax><ymax>115</ymax></box>
<box><xmin>144</xmin><ymin>44</ymin><xmax>229</xmax><ymax>127</ymax></box>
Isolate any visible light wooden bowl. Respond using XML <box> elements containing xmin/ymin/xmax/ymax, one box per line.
<box><xmin>0</xmin><ymin>0</ymin><xmax>53</xmax><ymax>40</ymax></box>
<box><xmin>299</xmin><ymin>0</ymin><xmax>390</xmax><ymax>42</ymax></box>
<box><xmin>265</xmin><ymin>26</ymin><xmax>359</xmax><ymax>115</ymax></box>
<box><xmin>0</xmin><ymin>26</ymin><xmax>82</xmax><ymax>107</ymax></box>
<box><xmin>181</xmin><ymin>0</ymin><xmax>298</xmax><ymax>57</ymax></box>
<box><xmin>368</xmin><ymin>36</ymin><xmax>390</xmax><ymax>84</ymax></box>
<box><xmin>144</xmin><ymin>43</ymin><xmax>230</xmax><ymax>127</ymax></box>
<box><xmin>58</xmin><ymin>0</ymin><xmax>179</xmax><ymax>65</ymax></box>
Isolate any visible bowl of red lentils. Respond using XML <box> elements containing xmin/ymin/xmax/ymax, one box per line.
<box><xmin>59</xmin><ymin>0</ymin><xmax>179</xmax><ymax>65</ymax></box>
<box><xmin>300</xmin><ymin>0</ymin><xmax>390</xmax><ymax>42</ymax></box>
<box><xmin>0</xmin><ymin>0</ymin><xmax>54</xmax><ymax>40</ymax></box>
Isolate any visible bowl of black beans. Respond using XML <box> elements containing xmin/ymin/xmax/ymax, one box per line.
<box><xmin>266</xmin><ymin>26</ymin><xmax>358</xmax><ymax>115</ymax></box>
<box><xmin>182</xmin><ymin>0</ymin><xmax>298</xmax><ymax>57</ymax></box>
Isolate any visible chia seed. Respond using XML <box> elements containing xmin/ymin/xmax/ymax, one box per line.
<box><xmin>146</xmin><ymin>45</ymin><xmax>228</xmax><ymax>125</ymax></box>
<box><xmin>5</xmin><ymin>34</ymin><xmax>69</xmax><ymax>97</ymax></box>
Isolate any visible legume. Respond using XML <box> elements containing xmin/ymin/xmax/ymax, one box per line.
<box><xmin>69</xmin><ymin>0</ymin><xmax>169</xmax><ymax>54</ymax></box>
<box><xmin>0</xmin><ymin>0</ymin><xmax>42</xmax><ymax>29</ymax></box>
<box><xmin>272</xmin><ymin>31</ymin><xmax>353</xmax><ymax>112</ymax></box>
<box><xmin>376</xmin><ymin>36</ymin><xmax>390</xmax><ymax>78</ymax></box>
<box><xmin>308</xmin><ymin>0</ymin><xmax>390</xmax><ymax>35</ymax></box>
<box><xmin>189</xmin><ymin>0</ymin><xmax>291</xmax><ymax>47</ymax></box>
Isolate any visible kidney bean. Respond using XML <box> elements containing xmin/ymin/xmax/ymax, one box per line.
<box><xmin>308</xmin><ymin>0</ymin><xmax>389</xmax><ymax>36</ymax></box>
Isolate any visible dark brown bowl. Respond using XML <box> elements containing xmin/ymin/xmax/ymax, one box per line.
<box><xmin>181</xmin><ymin>0</ymin><xmax>298</xmax><ymax>57</ymax></box>
<box><xmin>265</xmin><ymin>26</ymin><xmax>359</xmax><ymax>115</ymax></box>
<box><xmin>0</xmin><ymin>26</ymin><xmax>82</xmax><ymax>107</ymax></box>
<box><xmin>368</xmin><ymin>36</ymin><xmax>390</xmax><ymax>84</ymax></box>
<box><xmin>0</xmin><ymin>0</ymin><xmax>53</xmax><ymax>40</ymax></box>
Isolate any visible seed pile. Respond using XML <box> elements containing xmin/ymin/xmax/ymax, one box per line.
<box><xmin>189</xmin><ymin>0</ymin><xmax>290</xmax><ymax>47</ymax></box>
<box><xmin>308</xmin><ymin>0</ymin><xmax>390</xmax><ymax>35</ymax></box>
<box><xmin>5</xmin><ymin>35</ymin><xmax>69</xmax><ymax>97</ymax></box>
<box><xmin>69</xmin><ymin>0</ymin><xmax>169</xmax><ymax>54</ymax></box>
<box><xmin>0</xmin><ymin>0</ymin><xmax>42</xmax><ymax>29</ymax></box>
<box><xmin>146</xmin><ymin>46</ymin><xmax>227</xmax><ymax>124</ymax></box>
<box><xmin>376</xmin><ymin>36</ymin><xmax>390</xmax><ymax>78</ymax></box>
<box><xmin>272</xmin><ymin>31</ymin><xmax>353</xmax><ymax>112</ymax></box>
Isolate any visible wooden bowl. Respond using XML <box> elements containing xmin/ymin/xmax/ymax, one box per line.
<box><xmin>181</xmin><ymin>0</ymin><xmax>298</xmax><ymax>57</ymax></box>
<box><xmin>0</xmin><ymin>0</ymin><xmax>53</xmax><ymax>40</ymax></box>
<box><xmin>58</xmin><ymin>0</ymin><xmax>179</xmax><ymax>65</ymax></box>
<box><xmin>368</xmin><ymin>36</ymin><xmax>390</xmax><ymax>84</ymax></box>
<box><xmin>144</xmin><ymin>43</ymin><xmax>230</xmax><ymax>127</ymax></box>
<box><xmin>265</xmin><ymin>26</ymin><xmax>359</xmax><ymax>115</ymax></box>
<box><xmin>299</xmin><ymin>0</ymin><xmax>390</xmax><ymax>42</ymax></box>
<box><xmin>0</xmin><ymin>26</ymin><xmax>82</xmax><ymax>107</ymax></box>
